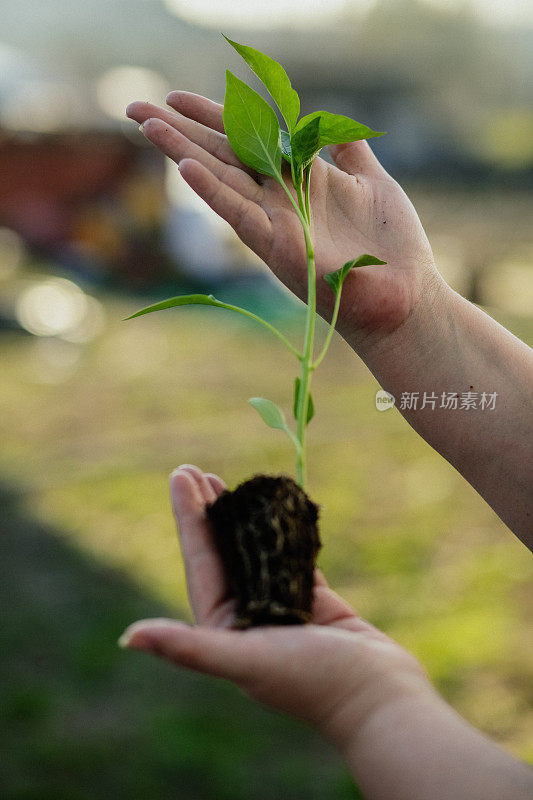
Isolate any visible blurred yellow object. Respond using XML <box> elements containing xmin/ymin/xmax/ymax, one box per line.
<box><xmin>72</xmin><ymin>207</ymin><xmax>126</xmax><ymax>261</ymax></box>
<box><xmin>483</xmin><ymin>256</ymin><xmax>533</xmax><ymax>316</ymax></box>
<box><xmin>479</xmin><ymin>110</ymin><xmax>533</xmax><ymax>167</ymax></box>
<box><xmin>119</xmin><ymin>174</ymin><xmax>166</xmax><ymax>229</ymax></box>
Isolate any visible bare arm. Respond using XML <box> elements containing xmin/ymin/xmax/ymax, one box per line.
<box><xmin>337</xmin><ymin>684</ymin><xmax>533</xmax><ymax>800</ymax></box>
<box><xmin>353</xmin><ymin>279</ymin><xmax>533</xmax><ymax>549</ymax></box>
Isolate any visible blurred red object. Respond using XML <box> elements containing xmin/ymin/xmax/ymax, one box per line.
<box><xmin>0</xmin><ymin>132</ymin><xmax>137</xmax><ymax>248</ymax></box>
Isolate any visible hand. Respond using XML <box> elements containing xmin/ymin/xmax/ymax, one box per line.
<box><xmin>126</xmin><ymin>93</ymin><xmax>441</xmax><ymax>351</ymax></box>
<box><xmin>120</xmin><ymin>468</ymin><xmax>533</xmax><ymax>798</ymax></box>
<box><xmin>119</xmin><ymin>465</ymin><xmax>430</xmax><ymax>748</ymax></box>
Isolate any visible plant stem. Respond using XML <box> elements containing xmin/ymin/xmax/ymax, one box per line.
<box><xmin>294</xmin><ymin>166</ymin><xmax>315</xmax><ymax>488</ymax></box>
<box><xmin>295</xmin><ymin>173</ymin><xmax>306</xmax><ymax>222</ymax></box>
<box><xmin>312</xmin><ymin>286</ymin><xmax>342</xmax><ymax>370</ymax></box>
<box><xmin>304</xmin><ymin>166</ymin><xmax>311</xmax><ymax>225</ymax></box>
<box><xmin>276</xmin><ymin>169</ymin><xmax>308</xmax><ymax>230</ymax></box>
<box><xmin>230</xmin><ymin>306</ymin><xmax>302</xmax><ymax>359</ymax></box>
<box><xmin>275</xmin><ymin>164</ymin><xmax>316</xmax><ymax>488</ymax></box>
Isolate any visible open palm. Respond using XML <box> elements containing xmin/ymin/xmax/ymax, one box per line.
<box><xmin>121</xmin><ymin>466</ymin><xmax>426</xmax><ymax>737</ymax></box>
<box><xmin>167</xmin><ymin>465</ymin><xmax>382</xmax><ymax>634</ymax></box>
<box><xmin>127</xmin><ymin>92</ymin><xmax>437</xmax><ymax>347</ymax></box>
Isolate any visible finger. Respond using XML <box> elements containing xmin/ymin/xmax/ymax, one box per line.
<box><xmin>120</xmin><ymin>618</ymin><xmax>383</xmax><ymax>692</ymax></box>
<box><xmin>177</xmin><ymin>158</ymin><xmax>273</xmax><ymax>260</ymax></box>
<box><xmin>173</xmin><ymin>464</ymin><xmax>217</xmax><ymax>505</ymax></box>
<box><xmin>327</xmin><ymin>140</ymin><xmax>386</xmax><ymax>179</ymax></box>
<box><xmin>314</xmin><ymin>567</ymin><xmax>329</xmax><ymax>588</ymax></box>
<box><xmin>204</xmin><ymin>473</ymin><xmax>227</xmax><ymax>497</ymax></box>
<box><xmin>141</xmin><ymin>118</ymin><xmax>262</xmax><ymax>203</ymax></box>
<box><xmin>166</xmin><ymin>90</ymin><xmax>225</xmax><ymax>134</ymax></box>
<box><xmin>170</xmin><ymin>469</ymin><xmax>230</xmax><ymax>624</ymax></box>
<box><xmin>127</xmin><ymin>101</ymin><xmax>254</xmax><ymax>176</ymax></box>
<box><xmin>119</xmin><ymin>618</ymin><xmax>262</xmax><ymax>685</ymax></box>
<box><xmin>311</xmin><ymin>584</ymin><xmax>359</xmax><ymax>625</ymax></box>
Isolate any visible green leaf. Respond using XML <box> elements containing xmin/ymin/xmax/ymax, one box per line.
<box><xmin>293</xmin><ymin>377</ymin><xmax>315</xmax><ymax>424</ymax></box>
<box><xmin>249</xmin><ymin>397</ymin><xmax>301</xmax><ymax>453</ymax></box>
<box><xmin>249</xmin><ymin>397</ymin><xmax>288</xmax><ymax>432</ymax></box>
<box><xmin>124</xmin><ymin>293</ymin><xmax>301</xmax><ymax>358</ymax></box>
<box><xmin>223</xmin><ymin>36</ymin><xmax>300</xmax><ymax>132</ymax></box>
<box><xmin>223</xmin><ymin>70</ymin><xmax>282</xmax><ymax>178</ymax></box>
<box><xmin>292</xmin><ymin>378</ymin><xmax>299</xmax><ymax>420</ymax></box>
<box><xmin>290</xmin><ymin>115</ymin><xmax>321</xmax><ymax>169</ymax></box>
<box><xmin>281</xmin><ymin>130</ymin><xmax>292</xmax><ymax>164</ymax></box>
<box><xmin>125</xmin><ymin>293</ymin><xmax>244</xmax><ymax>320</ymax></box>
<box><xmin>294</xmin><ymin>110</ymin><xmax>384</xmax><ymax>150</ymax></box>
<box><xmin>324</xmin><ymin>255</ymin><xmax>387</xmax><ymax>293</ymax></box>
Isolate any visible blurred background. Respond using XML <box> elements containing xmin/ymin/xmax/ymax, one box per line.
<box><xmin>0</xmin><ymin>0</ymin><xmax>532</xmax><ymax>797</ymax></box>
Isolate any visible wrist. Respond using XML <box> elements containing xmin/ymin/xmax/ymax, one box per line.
<box><xmin>319</xmin><ymin>643</ymin><xmax>434</xmax><ymax>753</ymax></box>
<box><xmin>345</xmin><ymin>265</ymin><xmax>452</xmax><ymax>370</ymax></box>
<box><xmin>332</xmin><ymin>678</ymin><xmax>533</xmax><ymax>800</ymax></box>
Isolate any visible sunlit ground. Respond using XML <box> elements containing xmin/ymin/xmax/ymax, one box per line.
<box><xmin>1</xmin><ymin>249</ymin><xmax>532</xmax><ymax>766</ymax></box>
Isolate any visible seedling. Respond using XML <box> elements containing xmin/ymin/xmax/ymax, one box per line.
<box><xmin>127</xmin><ymin>38</ymin><xmax>386</xmax><ymax>626</ymax></box>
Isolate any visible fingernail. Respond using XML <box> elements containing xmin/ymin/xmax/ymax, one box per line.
<box><xmin>118</xmin><ymin>620</ymin><xmax>187</xmax><ymax>652</ymax></box>
<box><xmin>169</xmin><ymin>465</ymin><xmax>189</xmax><ymax>480</ymax></box>
<box><xmin>118</xmin><ymin>631</ymin><xmax>160</xmax><ymax>656</ymax></box>
<box><xmin>118</xmin><ymin>619</ymin><xmax>173</xmax><ymax>649</ymax></box>
<box><xmin>139</xmin><ymin>119</ymin><xmax>154</xmax><ymax>134</ymax></box>
<box><xmin>118</xmin><ymin>619</ymin><xmax>154</xmax><ymax>649</ymax></box>
<box><xmin>118</xmin><ymin>630</ymin><xmax>132</xmax><ymax>648</ymax></box>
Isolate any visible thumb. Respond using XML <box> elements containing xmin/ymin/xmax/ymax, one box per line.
<box><xmin>328</xmin><ymin>140</ymin><xmax>385</xmax><ymax>178</ymax></box>
<box><xmin>118</xmin><ymin>617</ymin><xmax>262</xmax><ymax>685</ymax></box>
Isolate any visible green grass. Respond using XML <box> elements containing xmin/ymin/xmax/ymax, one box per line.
<box><xmin>0</xmin><ymin>287</ymin><xmax>532</xmax><ymax>796</ymax></box>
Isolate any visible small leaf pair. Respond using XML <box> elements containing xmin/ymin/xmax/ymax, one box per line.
<box><xmin>223</xmin><ymin>37</ymin><xmax>384</xmax><ymax>179</ymax></box>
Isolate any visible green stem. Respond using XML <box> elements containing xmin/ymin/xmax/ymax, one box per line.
<box><xmin>290</xmin><ymin>160</ymin><xmax>297</xmax><ymax>197</ymax></box>
<box><xmin>294</xmin><ymin>166</ymin><xmax>316</xmax><ymax>488</ymax></box>
<box><xmin>295</xmin><ymin>171</ymin><xmax>306</xmax><ymax>223</ymax></box>
<box><xmin>232</xmin><ymin>306</ymin><xmax>302</xmax><ymax>360</ymax></box>
<box><xmin>275</xmin><ymin>168</ymin><xmax>308</xmax><ymax>230</ymax></box>
<box><xmin>295</xmin><ymin>249</ymin><xmax>316</xmax><ymax>486</ymax></box>
<box><xmin>304</xmin><ymin>166</ymin><xmax>311</xmax><ymax>225</ymax></box>
<box><xmin>312</xmin><ymin>287</ymin><xmax>342</xmax><ymax>371</ymax></box>
<box><xmin>275</xmin><ymin>163</ymin><xmax>316</xmax><ymax>487</ymax></box>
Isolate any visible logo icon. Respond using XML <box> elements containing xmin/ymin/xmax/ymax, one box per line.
<box><xmin>375</xmin><ymin>390</ymin><xmax>395</xmax><ymax>411</ymax></box>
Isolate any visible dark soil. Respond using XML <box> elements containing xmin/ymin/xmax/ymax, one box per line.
<box><xmin>206</xmin><ymin>474</ymin><xmax>321</xmax><ymax>629</ymax></box>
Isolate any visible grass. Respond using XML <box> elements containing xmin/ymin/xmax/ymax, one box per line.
<box><xmin>0</xmin><ymin>279</ymin><xmax>532</xmax><ymax>796</ymax></box>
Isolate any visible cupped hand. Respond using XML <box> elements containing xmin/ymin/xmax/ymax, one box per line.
<box><xmin>126</xmin><ymin>93</ymin><xmax>440</xmax><ymax>350</ymax></box>
<box><xmin>119</xmin><ymin>466</ymin><xmax>430</xmax><ymax>747</ymax></box>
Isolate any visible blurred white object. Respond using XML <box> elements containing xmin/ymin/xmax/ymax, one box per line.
<box><xmin>96</xmin><ymin>66</ymin><xmax>169</xmax><ymax>121</ymax></box>
<box><xmin>15</xmin><ymin>276</ymin><xmax>105</xmax><ymax>341</ymax></box>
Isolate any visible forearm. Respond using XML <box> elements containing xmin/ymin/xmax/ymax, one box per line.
<box><xmin>349</xmin><ymin>273</ymin><xmax>533</xmax><ymax>548</ymax></box>
<box><xmin>335</xmin><ymin>686</ymin><xmax>533</xmax><ymax>800</ymax></box>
